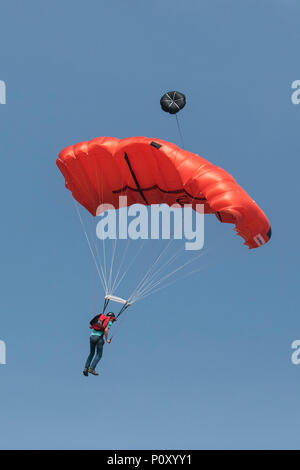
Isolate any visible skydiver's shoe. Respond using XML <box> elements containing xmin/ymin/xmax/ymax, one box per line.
<box><xmin>83</xmin><ymin>368</ymin><xmax>89</xmax><ymax>376</ymax></box>
<box><xmin>88</xmin><ymin>368</ymin><xmax>99</xmax><ymax>376</ymax></box>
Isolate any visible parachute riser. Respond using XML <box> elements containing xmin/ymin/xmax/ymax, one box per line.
<box><xmin>116</xmin><ymin>302</ymin><xmax>131</xmax><ymax>318</ymax></box>
<box><xmin>103</xmin><ymin>295</ymin><xmax>132</xmax><ymax>317</ymax></box>
<box><xmin>102</xmin><ymin>297</ymin><xmax>110</xmax><ymax>314</ymax></box>
<box><xmin>107</xmin><ymin>301</ymin><xmax>131</xmax><ymax>343</ymax></box>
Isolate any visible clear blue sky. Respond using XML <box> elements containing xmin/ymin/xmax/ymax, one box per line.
<box><xmin>1</xmin><ymin>0</ymin><xmax>300</xmax><ymax>450</ymax></box>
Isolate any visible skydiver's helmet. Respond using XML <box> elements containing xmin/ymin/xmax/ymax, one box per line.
<box><xmin>107</xmin><ymin>312</ymin><xmax>116</xmax><ymax>322</ymax></box>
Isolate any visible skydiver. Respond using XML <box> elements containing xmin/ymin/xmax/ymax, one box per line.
<box><xmin>83</xmin><ymin>312</ymin><xmax>116</xmax><ymax>376</ymax></box>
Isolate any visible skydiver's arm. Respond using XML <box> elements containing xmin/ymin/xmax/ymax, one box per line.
<box><xmin>104</xmin><ymin>327</ymin><xmax>111</xmax><ymax>343</ymax></box>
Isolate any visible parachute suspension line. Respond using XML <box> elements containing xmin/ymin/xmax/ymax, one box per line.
<box><xmin>92</xmin><ymin>229</ymin><xmax>99</xmax><ymax>312</ymax></box>
<box><xmin>110</xmin><ymin>237</ymin><xmax>131</xmax><ymax>294</ymax></box>
<box><xmin>130</xmin><ymin>247</ymin><xmax>185</xmax><ymax>302</ymax></box>
<box><xmin>91</xmin><ymin>215</ymin><xmax>106</xmax><ymax>302</ymax></box>
<box><xmin>133</xmin><ymin>250</ymin><xmax>207</xmax><ymax>302</ymax></box>
<box><xmin>131</xmin><ymin>202</ymin><xmax>206</xmax><ymax>301</ymax></box>
<box><xmin>128</xmin><ymin>239</ymin><xmax>175</xmax><ymax>303</ymax></box>
<box><xmin>103</xmin><ymin>156</ymin><xmax>136</xmax><ymax>299</ymax></box>
<box><xmin>134</xmin><ymin>261</ymin><xmax>208</xmax><ymax>303</ymax></box>
<box><xmin>128</xmin><ymin>241</ymin><xmax>172</xmax><ymax>303</ymax></box>
<box><xmin>175</xmin><ymin>114</ymin><xmax>185</xmax><ymax>149</ymax></box>
<box><xmin>111</xmin><ymin>239</ymin><xmax>146</xmax><ymax>295</ymax></box>
<box><xmin>107</xmin><ymin>238</ymin><xmax>117</xmax><ymax>294</ymax></box>
<box><xmin>99</xmin><ymin>226</ymin><xmax>108</xmax><ymax>296</ymax></box>
<box><xmin>73</xmin><ymin>200</ymin><xmax>108</xmax><ymax>294</ymax></box>
<box><xmin>131</xmin><ymin>238</ymin><xmax>187</xmax><ymax>301</ymax></box>
<box><xmin>129</xmin><ymin>244</ymin><xmax>176</xmax><ymax>303</ymax></box>
<box><xmin>129</xmin><ymin>240</ymin><xmax>182</xmax><ymax>303</ymax></box>
<box><xmin>138</xmin><ymin>250</ymin><xmax>206</xmax><ymax>297</ymax></box>
<box><xmin>138</xmin><ymin>244</ymin><xmax>186</xmax><ymax>288</ymax></box>
<box><xmin>106</xmin><ymin>158</ymin><xmax>129</xmax><ymax>297</ymax></box>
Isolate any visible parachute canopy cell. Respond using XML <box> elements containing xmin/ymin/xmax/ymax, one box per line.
<box><xmin>57</xmin><ymin>136</ymin><xmax>271</xmax><ymax>249</ymax></box>
<box><xmin>160</xmin><ymin>91</ymin><xmax>186</xmax><ymax>114</ymax></box>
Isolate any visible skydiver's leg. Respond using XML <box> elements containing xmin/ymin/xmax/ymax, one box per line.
<box><xmin>90</xmin><ymin>336</ymin><xmax>104</xmax><ymax>370</ymax></box>
<box><xmin>85</xmin><ymin>335</ymin><xmax>98</xmax><ymax>369</ymax></box>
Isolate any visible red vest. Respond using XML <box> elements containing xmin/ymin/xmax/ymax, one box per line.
<box><xmin>89</xmin><ymin>313</ymin><xmax>110</xmax><ymax>331</ymax></box>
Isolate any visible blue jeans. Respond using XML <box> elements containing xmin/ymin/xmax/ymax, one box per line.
<box><xmin>85</xmin><ymin>335</ymin><xmax>105</xmax><ymax>370</ymax></box>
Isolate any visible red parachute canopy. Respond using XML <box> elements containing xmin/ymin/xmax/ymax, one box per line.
<box><xmin>57</xmin><ymin>136</ymin><xmax>271</xmax><ymax>249</ymax></box>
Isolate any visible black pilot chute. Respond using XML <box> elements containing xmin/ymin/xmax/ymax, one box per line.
<box><xmin>160</xmin><ymin>91</ymin><xmax>186</xmax><ymax>114</ymax></box>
